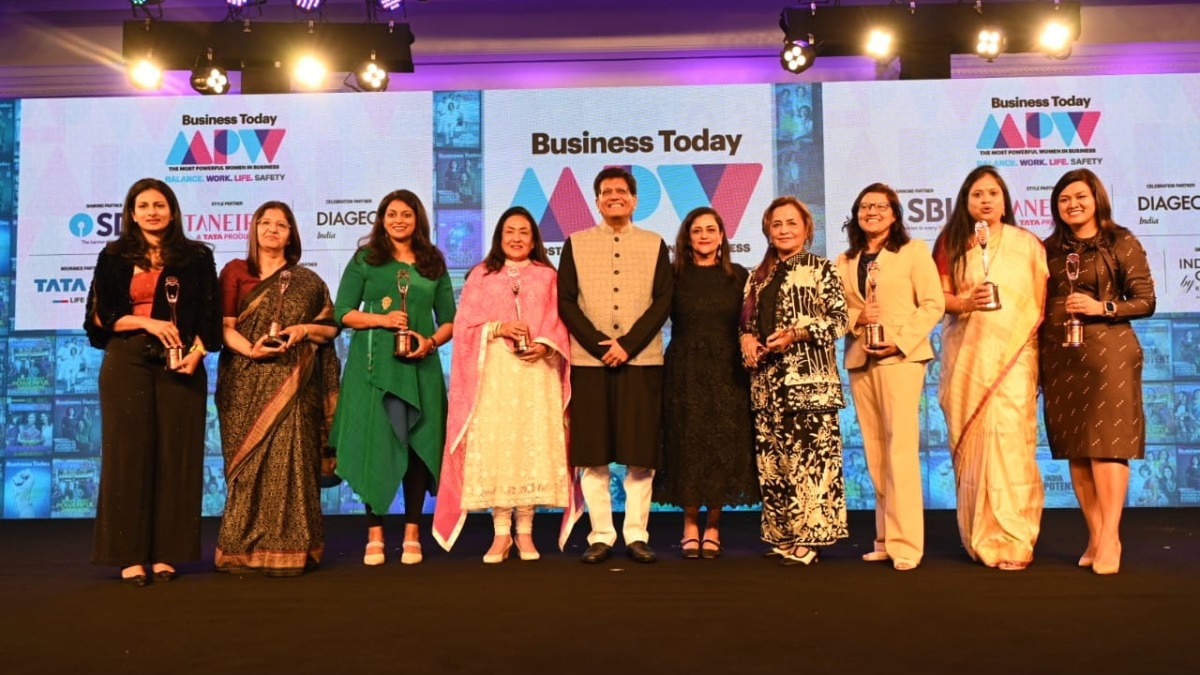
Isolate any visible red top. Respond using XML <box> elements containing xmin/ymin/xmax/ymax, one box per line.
<box><xmin>130</xmin><ymin>269</ymin><xmax>160</xmax><ymax>317</ymax></box>
<box><xmin>218</xmin><ymin>258</ymin><xmax>261</xmax><ymax>318</ymax></box>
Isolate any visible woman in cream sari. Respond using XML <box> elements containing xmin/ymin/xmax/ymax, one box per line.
<box><xmin>933</xmin><ymin>166</ymin><xmax>1047</xmax><ymax>570</ymax></box>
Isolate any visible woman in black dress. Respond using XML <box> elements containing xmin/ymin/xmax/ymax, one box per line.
<box><xmin>655</xmin><ymin>207</ymin><xmax>757</xmax><ymax>559</ymax></box>
<box><xmin>1039</xmin><ymin>168</ymin><xmax>1156</xmax><ymax>575</ymax></box>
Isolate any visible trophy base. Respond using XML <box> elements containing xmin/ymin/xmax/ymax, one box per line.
<box><xmin>394</xmin><ymin>332</ymin><xmax>418</xmax><ymax>359</ymax></box>
<box><xmin>978</xmin><ymin>283</ymin><xmax>1002</xmax><ymax>312</ymax></box>
<box><xmin>864</xmin><ymin>324</ymin><xmax>885</xmax><ymax>350</ymax></box>
<box><xmin>1063</xmin><ymin>320</ymin><xmax>1084</xmax><ymax>348</ymax></box>
<box><xmin>166</xmin><ymin>347</ymin><xmax>185</xmax><ymax>370</ymax></box>
<box><xmin>262</xmin><ymin>321</ymin><xmax>284</xmax><ymax>349</ymax></box>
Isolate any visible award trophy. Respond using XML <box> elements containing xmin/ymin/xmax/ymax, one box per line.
<box><xmin>506</xmin><ymin>266</ymin><xmax>530</xmax><ymax>353</ymax></box>
<box><xmin>393</xmin><ymin>269</ymin><xmax>416</xmax><ymax>358</ymax></box>
<box><xmin>1062</xmin><ymin>252</ymin><xmax>1084</xmax><ymax>347</ymax></box>
<box><xmin>164</xmin><ymin>276</ymin><xmax>184</xmax><ymax>369</ymax></box>
<box><xmin>261</xmin><ymin>270</ymin><xmax>292</xmax><ymax>349</ymax></box>
<box><xmin>864</xmin><ymin>260</ymin><xmax>885</xmax><ymax>349</ymax></box>
<box><xmin>974</xmin><ymin>221</ymin><xmax>1002</xmax><ymax>311</ymax></box>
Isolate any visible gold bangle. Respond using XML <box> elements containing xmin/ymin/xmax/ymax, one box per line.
<box><xmin>189</xmin><ymin>343</ymin><xmax>207</xmax><ymax>356</ymax></box>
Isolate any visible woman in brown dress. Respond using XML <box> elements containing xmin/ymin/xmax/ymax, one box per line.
<box><xmin>1039</xmin><ymin>169</ymin><xmax>1156</xmax><ymax>575</ymax></box>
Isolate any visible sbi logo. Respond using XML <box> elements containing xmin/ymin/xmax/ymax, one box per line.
<box><xmin>69</xmin><ymin>211</ymin><xmax>123</xmax><ymax>238</ymax></box>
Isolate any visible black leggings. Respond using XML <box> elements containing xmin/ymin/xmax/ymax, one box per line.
<box><xmin>365</xmin><ymin>448</ymin><xmax>431</xmax><ymax>527</ymax></box>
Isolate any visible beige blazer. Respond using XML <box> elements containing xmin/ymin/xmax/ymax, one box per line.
<box><xmin>836</xmin><ymin>238</ymin><xmax>945</xmax><ymax>371</ymax></box>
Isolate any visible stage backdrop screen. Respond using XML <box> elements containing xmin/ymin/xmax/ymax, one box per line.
<box><xmin>1</xmin><ymin>73</ymin><xmax>1196</xmax><ymax>518</ymax></box>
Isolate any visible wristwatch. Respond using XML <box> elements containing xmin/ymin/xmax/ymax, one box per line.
<box><xmin>1103</xmin><ymin>301</ymin><xmax>1117</xmax><ymax>318</ymax></box>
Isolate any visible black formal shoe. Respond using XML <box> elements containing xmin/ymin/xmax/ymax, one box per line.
<box><xmin>626</xmin><ymin>541</ymin><xmax>657</xmax><ymax>564</ymax></box>
<box><xmin>122</xmin><ymin>574</ymin><xmax>150</xmax><ymax>588</ymax></box>
<box><xmin>153</xmin><ymin>570</ymin><xmax>177</xmax><ymax>582</ymax></box>
<box><xmin>581</xmin><ymin>542</ymin><xmax>613</xmax><ymax>564</ymax></box>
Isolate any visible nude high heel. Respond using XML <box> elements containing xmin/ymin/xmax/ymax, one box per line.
<box><xmin>483</xmin><ymin>537</ymin><xmax>512</xmax><ymax>564</ymax></box>
<box><xmin>400</xmin><ymin>540</ymin><xmax>423</xmax><ymax>565</ymax></box>
<box><xmin>514</xmin><ymin>506</ymin><xmax>540</xmax><ymax>561</ymax></box>
<box><xmin>1093</xmin><ymin>542</ymin><xmax>1121</xmax><ymax>575</ymax></box>
<box><xmin>364</xmin><ymin>541</ymin><xmax>386</xmax><ymax>566</ymax></box>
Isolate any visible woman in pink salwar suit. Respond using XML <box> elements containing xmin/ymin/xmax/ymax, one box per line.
<box><xmin>433</xmin><ymin>207</ymin><xmax>582</xmax><ymax>562</ymax></box>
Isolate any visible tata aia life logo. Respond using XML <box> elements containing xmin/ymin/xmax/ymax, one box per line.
<box><xmin>163</xmin><ymin>114</ymin><xmax>287</xmax><ymax>184</ymax></box>
<box><xmin>511</xmin><ymin>163</ymin><xmax>763</xmax><ymax>242</ymax></box>
<box><xmin>976</xmin><ymin>96</ymin><xmax>1102</xmax><ymax>167</ymax></box>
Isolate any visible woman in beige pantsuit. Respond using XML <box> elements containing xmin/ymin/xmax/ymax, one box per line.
<box><xmin>836</xmin><ymin>183</ymin><xmax>944</xmax><ymax>571</ymax></box>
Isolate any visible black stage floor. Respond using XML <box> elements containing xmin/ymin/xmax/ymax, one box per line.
<box><xmin>1</xmin><ymin>508</ymin><xmax>1197</xmax><ymax>674</ymax></box>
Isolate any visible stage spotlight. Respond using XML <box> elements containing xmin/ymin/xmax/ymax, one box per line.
<box><xmin>128</xmin><ymin>54</ymin><xmax>163</xmax><ymax>90</ymax></box>
<box><xmin>355</xmin><ymin>52</ymin><xmax>390</xmax><ymax>91</ymax></box>
<box><xmin>225</xmin><ymin>0</ymin><xmax>266</xmax><ymax>20</ymax></box>
<box><xmin>780</xmin><ymin>39</ymin><xmax>817</xmax><ymax>75</ymax></box>
<box><xmin>865</xmin><ymin>28</ymin><xmax>895</xmax><ymax>63</ymax></box>
<box><xmin>190</xmin><ymin>49</ymin><xmax>229</xmax><ymax>95</ymax></box>
<box><xmin>129</xmin><ymin>0</ymin><xmax>164</xmax><ymax>19</ymax></box>
<box><xmin>378</xmin><ymin>0</ymin><xmax>404</xmax><ymax>10</ymax></box>
<box><xmin>294</xmin><ymin>0</ymin><xmax>323</xmax><ymax>11</ymax></box>
<box><xmin>1039</xmin><ymin>19</ymin><xmax>1073</xmax><ymax>59</ymax></box>
<box><xmin>293</xmin><ymin>54</ymin><xmax>327</xmax><ymax>90</ymax></box>
<box><xmin>976</xmin><ymin>28</ymin><xmax>1006</xmax><ymax>62</ymax></box>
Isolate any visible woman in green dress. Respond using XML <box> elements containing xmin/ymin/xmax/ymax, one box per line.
<box><xmin>330</xmin><ymin>189</ymin><xmax>456</xmax><ymax>565</ymax></box>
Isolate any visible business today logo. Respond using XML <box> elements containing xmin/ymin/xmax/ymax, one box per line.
<box><xmin>166</xmin><ymin>128</ymin><xmax>286</xmax><ymax>166</ymax></box>
<box><xmin>977</xmin><ymin>110</ymin><xmax>1100</xmax><ymax>150</ymax></box>
<box><xmin>164</xmin><ymin>113</ymin><xmax>288</xmax><ymax>184</ymax></box>
<box><xmin>510</xmin><ymin>163</ymin><xmax>763</xmax><ymax>241</ymax></box>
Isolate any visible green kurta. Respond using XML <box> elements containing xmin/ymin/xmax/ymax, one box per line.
<box><xmin>329</xmin><ymin>250</ymin><xmax>456</xmax><ymax>514</ymax></box>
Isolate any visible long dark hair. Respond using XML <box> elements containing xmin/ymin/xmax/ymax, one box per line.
<box><xmin>246</xmin><ymin>200</ymin><xmax>302</xmax><ymax>276</ymax></box>
<box><xmin>1046</xmin><ymin>168</ymin><xmax>1122</xmax><ymax>250</ymax></box>
<box><xmin>671</xmin><ymin>206</ymin><xmax>736</xmax><ymax>278</ymax></box>
<box><xmin>108</xmin><ymin>178</ymin><xmax>204</xmax><ymax>266</ymax></box>
<box><xmin>842</xmin><ymin>183</ymin><xmax>911</xmax><ymax>258</ymax></box>
<box><xmin>739</xmin><ymin>196</ymin><xmax>814</xmax><ymax>331</ymax></box>
<box><xmin>480</xmin><ymin>206</ymin><xmax>553</xmax><ymax>275</ymax></box>
<box><xmin>359</xmin><ymin>189</ymin><xmax>447</xmax><ymax>281</ymax></box>
<box><xmin>935</xmin><ymin>165</ymin><xmax>1016</xmax><ymax>293</ymax></box>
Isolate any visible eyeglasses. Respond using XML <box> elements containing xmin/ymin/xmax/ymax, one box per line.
<box><xmin>257</xmin><ymin>219</ymin><xmax>290</xmax><ymax>230</ymax></box>
<box><xmin>858</xmin><ymin>202</ymin><xmax>892</xmax><ymax>213</ymax></box>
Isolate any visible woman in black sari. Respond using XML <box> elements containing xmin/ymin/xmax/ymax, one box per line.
<box><xmin>214</xmin><ymin>201</ymin><xmax>341</xmax><ymax>576</ymax></box>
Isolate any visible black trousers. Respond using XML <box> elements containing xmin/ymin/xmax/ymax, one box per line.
<box><xmin>92</xmin><ymin>334</ymin><xmax>207</xmax><ymax>567</ymax></box>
